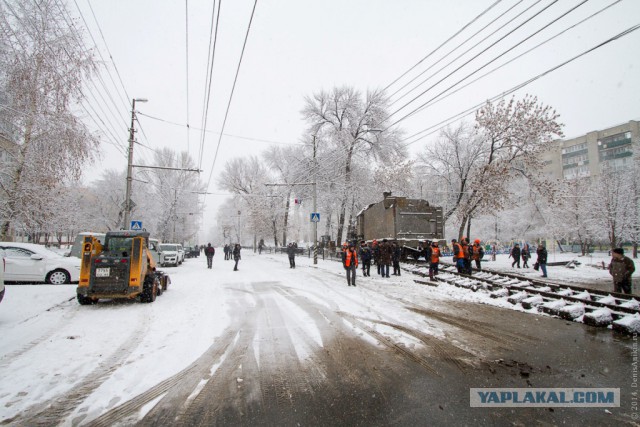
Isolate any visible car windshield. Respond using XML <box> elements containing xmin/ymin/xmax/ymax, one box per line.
<box><xmin>160</xmin><ymin>244</ymin><xmax>177</xmax><ymax>252</ymax></box>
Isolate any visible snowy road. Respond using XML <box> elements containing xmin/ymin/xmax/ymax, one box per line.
<box><xmin>0</xmin><ymin>251</ymin><xmax>635</xmax><ymax>425</ymax></box>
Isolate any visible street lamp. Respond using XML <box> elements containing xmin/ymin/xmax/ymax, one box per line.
<box><xmin>123</xmin><ymin>97</ymin><xmax>148</xmax><ymax>229</ymax></box>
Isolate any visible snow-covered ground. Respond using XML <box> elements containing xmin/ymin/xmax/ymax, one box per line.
<box><xmin>0</xmin><ymin>250</ymin><xmax>634</xmax><ymax>425</ymax></box>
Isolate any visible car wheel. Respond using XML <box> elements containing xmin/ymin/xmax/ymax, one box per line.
<box><xmin>47</xmin><ymin>269</ymin><xmax>71</xmax><ymax>285</ymax></box>
<box><xmin>77</xmin><ymin>294</ymin><xmax>97</xmax><ymax>305</ymax></box>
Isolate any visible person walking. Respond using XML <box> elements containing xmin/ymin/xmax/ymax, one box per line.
<box><xmin>609</xmin><ymin>248</ymin><xmax>635</xmax><ymax>294</ymax></box>
<box><xmin>223</xmin><ymin>244</ymin><xmax>229</xmax><ymax>261</ymax></box>
<box><xmin>510</xmin><ymin>243</ymin><xmax>521</xmax><ymax>268</ymax></box>
<box><xmin>471</xmin><ymin>239</ymin><xmax>484</xmax><ymax>271</ymax></box>
<box><xmin>379</xmin><ymin>239</ymin><xmax>392</xmax><ymax>278</ymax></box>
<box><xmin>287</xmin><ymin>242</ymin><xmax>296</xmax><ymax>268</ymax></box>
<box><xmin>429</xmin><ymin>241</ymin><xmax>440</xmax><ymax>281</ymax></box>
<box><xmin>204</xmin><ymin>243</ymin><xmax>215</xmax><ymax>269</ymax></box>
<box><xmin>232</xmin><ymin>244</ymin><xmax>241</xmax><ymax>271</ymax></box>
<box><xmin>391</xmin><ymin>241</ymin><xmax>402</xmax><ymax>276</ymax></box>
<box><xmin>342</xmin><ymin>242</ymin><xmax>359</xmax><ymax>286</ymax></box>
<box><xmin>521</xmin><ymin>243</ymin><xmax>531</xmax><ymax>268</ymax></box>
<box><xmin>461</xmin><ymin>237</ymin><xmax>472</xmax><ymax>275</ymax></box>
<box><xmin>359</xmin><ymin>241</ymin><xmax>372</xmax><ymax>277</ymax></box>
<box><xmin>536</xmin><ymin>243</ymin><xmax>548</xmax><ymax>278</ymax></box>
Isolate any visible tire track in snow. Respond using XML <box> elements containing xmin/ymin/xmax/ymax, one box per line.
<box><xmin>2</xmin><ymin>311</ymin><xmax>147</xmax><ymax>427</ymax></box>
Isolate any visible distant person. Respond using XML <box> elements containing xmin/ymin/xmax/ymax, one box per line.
<box><xmin>391</xmin><ymin>241</ymin><xmax>402</xmax><ymax>276</ymax></box>
<box><xmin>609</xmin><ymin>248</ymin><xmax>635</xmax><ymax>294</ymax></box>
<box><xmin>521</xmin><ymin>244</ymin><xmax>531</xmax><ymax>268</ymax></box>
<box><xmin>372</xmin><ymin>240</ymin><xmax>381</xmax><ymax>275</ymax></box>
<box><xmin>509</xmin><ymin>243</ymin><xmax>521</xmax><ymax>268</ymax></box>
<box><xmin>233</xmin><ymin>244</ymin><xmax>241</xmax><ymax>271</ymax></box>
<box><xmin>359</xmin><ymin>241</ymin><xmax>372</xmax><ymax>277</ymax></box>
<box><xmin>536</xmin><ymin>243</ymin><xmax>548</xmax><ymax>278</ymax></box>
<box><xmin>491</xmin><ymin>244</ymin><xmax>497</xmax><ymax>261</ymax></box>
<box><xmin>451</xmin><ymin>239</ymin><xmax>464</xmax><ymax>273</ymax></box>
<box><xmin>342</xmin><ymin>242</ymin><xmax>358</xmax><ymax>286</ymax></box>
<box><xmin>204</xmin><ymin>243</ymin><xmax>215</xmax><ymax>269</ymax></box>
<box><xmin>258</xmin><ymin>238</ymin><xmax>265</xmax><ymax>254</ymax></box>
<box><xmin>429</xmin><ymin>241</ymin><xmax>440</xmax><ymax>281</ymax></box>
<box><xmin>287</xmin><ymin>242</ymin><xmax>296</xmax><ymax>268</ymax></box>
<box><xmin>379</xmin><ymin>239</ymin><xmax>392</xmax><ymax>278</ymax></box>
<box><xmin>471</xmin><ymin>239</ymin><xmax>484</xmax><ymax>271</ymax></box>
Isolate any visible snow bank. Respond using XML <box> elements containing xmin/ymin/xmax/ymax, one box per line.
<box><xmin>583</xmin><ymin>308</ymin><xmax>613</xmax><ymax>327</ymax></box>
<box><xmin>559</xmin><ymin>303</ymin><xmax>585</xmax><ymax>320</ymax></box>
<box><xmin>613</xmin><ymin>313</ymin><xmax>640</xmax><ymax>334</ymax></box>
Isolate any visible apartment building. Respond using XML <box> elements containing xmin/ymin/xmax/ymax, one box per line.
<box><xmin>541</xmin><ymin>119</ymin><xmax>639</xmax><ymax>180</ymax></box>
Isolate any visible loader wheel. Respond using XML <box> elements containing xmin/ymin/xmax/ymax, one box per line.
<box><xmin>141</xmin><ymin>276</ymin><xmax>158</xmax><ymax>303</ymax></box>
<box><xmin>77</xmin><ymin>294</ymin><xmax>97</xmax><ymax>305</ymax></box>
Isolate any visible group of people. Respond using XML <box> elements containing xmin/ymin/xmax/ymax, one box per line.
<box><xmin>449</xmin><ymin>237</ymin><xmax>485</xmax><ymax>275</ymax></box>
<box><xmin>204</xmin><ymin>243</ymin><xmax>242</xmax><ymax>271</ymax></box>
<box><xmin>508</xmin><ymin>243</ymin><xmax>548</xmax><ymax>277</ymax></box>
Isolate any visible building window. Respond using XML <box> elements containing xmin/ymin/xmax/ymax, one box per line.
<box><xmin>562</xmin><ymin>142</ymin><xmax>587</xmax><ymax>155</ymax></box>
<box><xmin>563</xmin><ymin>165</ymin><xmax>590</xmax><ymax>180</ymax></box>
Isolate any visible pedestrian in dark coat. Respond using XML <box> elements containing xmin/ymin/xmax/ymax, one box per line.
<box><xmin>379</xmin><ymin>239</ymin><xmax>392</xmax><ymax>278</ymax></box>
<box><xmin>204</xmin><ymin>243</ymin><xmax>215</xmax><ymax>269</ymax></box>
<box><xmin>391</xmin><ymin>241</ymin><xmax>402</xmax><ymax>276</ymax></box>
<box><xmin>510</xmin><ymin>243</ymin><xmax>521</xmax><ymax>268</ymax></box>
<box><xmin>232</xmin><ymin>244</ymin><xmax>241</xmax><ymax>271</ymax></box>
<box><xmin>359</xmin><ymin>241</ymin><xmax>372</xmax><ymax>277</ymax></box>
<box><xmin>521</xmin><ymin>244</ymin><xmax>530</xmax><ymax>268</ymax></box>
<box><xmin>287</xmin><ymin>243</ymin><xmax>296</xmax><ymax>268</ymax></box>
<box><xmin>372</xmin><ymin>240</ymin><xmax>381</xmax><ymax>275</ymax></box>
<box><xmin>342</xmin><ymin>242</ymin><xmax>358</xmax><ymax>286</ymax></box>
<box><xmin>609</xmin><ymin>248</ymin><xmax>635</xmax><ymax>294</ymax></box>
<box><xmin>223</xmin><ymin>244</ymin><xmax>230</xmax><ymax>260</ymax></box>
<box><xmin>536</xmin><ymin>243</ymin><xmax>548</xmax><ymax>277</ymax></box>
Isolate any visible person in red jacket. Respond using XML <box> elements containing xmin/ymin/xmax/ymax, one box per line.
<box><xmin>204</xmin><ymin>243</ymin><xmax>215</xmax><ymax>269</ymax></box>
<box><xmin>342</xmin><ymin>242</ymin><xmax>359</xmax><ymax>286</ymax></box>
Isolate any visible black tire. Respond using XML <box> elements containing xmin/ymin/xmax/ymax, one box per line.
<box><xmin>47</xmin><ymin>269</ymin><xmax>71</xmax><ymax>285</ymax></box>
<box><xmin>77</xmin><ymin>294</ymin><xmax>96</xmax><ymax>305</ymax></box>
<box><xmin>141</xmin><ymin>276</ymin><xmax>157</xmax><ymax>303</ymax></box>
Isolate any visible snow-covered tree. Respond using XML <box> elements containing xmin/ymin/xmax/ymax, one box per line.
<box><xmin>0</xmin><ymin>0</ymin><xmax>99</xmax><ymax>240</ymax></box>
<box><xmin>302</xmin><ymin>86</ymin><xmax>405</xmax><ymax>245</ymax></box>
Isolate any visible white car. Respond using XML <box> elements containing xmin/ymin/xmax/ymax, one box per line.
<box><xmin>0</xmin><ymin>242</ymin><xmax>81</xmax><ymax>284</ymax></box>
<box><xmin>159</xmin><ymin>243</ymin><xmax>180</xmax><ymax>267</ymax></box>
<box><xmin>176</xmin><ymin>244</ymin><xmax>185</xmax><ymax>264</ymax></box>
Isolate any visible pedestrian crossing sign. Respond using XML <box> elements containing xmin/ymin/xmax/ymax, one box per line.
<box><xmin>310</xmin><ymin>213</ymin><xmax>320</xmax><ymax>223</ymax></box>
<box><xmin>130</xmin><ymin>220</ymin><xmax>143</xmax><ymax>230</ymax></box>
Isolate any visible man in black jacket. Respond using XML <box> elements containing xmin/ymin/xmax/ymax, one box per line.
<box><xmin>204</xmin><ymin>243</ymin><xmax>215</xmax><ymax>269</ymax></box>
<box><xmin>536</xmin><ymin>243</ymin><xmax>548</xmax><ymax>278</ymax></box>
<box><xmin>609</xmin><ymin>248</ymin><xmax>635</xmax><ymax>294</ymax></box>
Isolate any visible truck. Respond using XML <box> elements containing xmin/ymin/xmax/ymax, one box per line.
<box><xmin>76</xmin><ymin>230</ymin><xmax>170</xmax><ymax>305</ymax></box>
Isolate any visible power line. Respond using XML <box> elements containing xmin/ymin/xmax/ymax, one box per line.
<box><xmin>382</xmin><ymin>0</ymin><xmax>503</xmax><ymax>93</ymax></box>
<box><xmin>204</xmin><ymin>0</ymin><xmax>259</xmax><ymax>197</ymax></box>
<box><xmin>400</xmin><ymin>23</ymin><xmax>640</xmax><ymax>147</ymax></box>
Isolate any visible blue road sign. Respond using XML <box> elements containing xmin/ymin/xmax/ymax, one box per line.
<box><xmin>130</xmin><ymin>220</ymin><xmax>143</xmax><ymax>230</ymax></box>
<box><xmin>310</xmin><ymin>213</ymin><xmax>320</xmax><ymax>223</ymax></box>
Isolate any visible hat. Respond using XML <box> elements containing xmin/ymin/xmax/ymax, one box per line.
<box><xmin>451</xmin><ymin>239</ymin><xmax>457</xmax><ymax>242</ymax></box>
<box><xmin>613</xmin><ymin>248</ymin><xmax>624</xmax><ymax>255</ymax></box>
<box><xmin>432</xmin><ymin>241</ymin><xmax>438</xmax><ymax>246</ymax></box>
<box><xmin>474</xmin><ymin>239</ymin><xmax>480</xmax><ymax>244</ymax></box>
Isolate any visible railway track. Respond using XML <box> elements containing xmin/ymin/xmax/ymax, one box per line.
<box><xmin>403</xmin><ymin>260</ymin><xmax>640</xmax><ymax>335</ymax></box>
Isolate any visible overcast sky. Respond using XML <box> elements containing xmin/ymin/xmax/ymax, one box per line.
<box><xmin>74</xmin><ymin>0</ymin><xmax>640</xmax><ymax>239</ymax></box>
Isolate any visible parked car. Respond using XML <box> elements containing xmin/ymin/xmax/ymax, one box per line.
<box><xmin>177</xmin><ymin>244</ymin><xmax>185</xmax><ymax>264</ymax></box>
<box><xmin>159</xmin><ymin>243</ymin><xmax>180</xmax><ymax>267</ymax></box>
<box><xmin>65</xmin><ymin>232</ymin><xmax>106</xmax><ymax>258</ymax></box>
<box><xmin>0</xmin><ymin>248</ymin><xmax>5</xmax><ymax>303</ymax></box>
<box><xmin>0</xmin><ymin>242</ymin><xmax>81</xmax><ymax>284</ymax></box>
<box><xmin>184</xmin><ymin>246</ymin><xmax>200</xmax><ymax>258</ymax></box>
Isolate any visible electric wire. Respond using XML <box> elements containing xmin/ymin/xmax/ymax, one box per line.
<box><xmin>400</xmin><ymin>23</ymin><xmax>640</xmax><ymax>147</ymax></box>
<box><xmin>404</xmin><ymin>0</ymin><xmax>622</xmax><ymax>126</ymax></box>
<box><xmin>382</xmin><ymin>0</ymin><xmax>503</xmax><ymax>92</ymax></box>
<box><xmin>388</xmin><ymin>0</ymin><xmax>526</xmax><ymax>102</ymax></box>
<box><xmin>204</xmin><ymin>0</ymin><xmax>259</xmax><ymax>198</ymax></box>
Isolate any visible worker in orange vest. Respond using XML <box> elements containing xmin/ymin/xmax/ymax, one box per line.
<box><xmin>451</xmin><ymin>239</ymin><xmax>465</xmax><ymax>273</ymax></box>
<box><xmin>471</xmin><ymin>239</ymin><xmax>485</xmax><ymax>271</ymax></box>
<box><xmin>429</xmin><ymin>241</ymin><xmax>440</xmax><ymax>281</ymax></box>
<box><xmin>342</xmin><ymin>241</ymin><xmax>359</xmax><ymax>287</ymax></box>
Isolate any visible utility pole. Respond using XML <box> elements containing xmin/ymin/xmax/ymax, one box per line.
<box><xmin>312</xmin><ymin>135</ymin><xmax>318</xmax><ymax>265</ymax></box>
<box><xmin>124</xmin><ymin>97</ymin><xmax>147</xmax><ymax>229</ymax></box>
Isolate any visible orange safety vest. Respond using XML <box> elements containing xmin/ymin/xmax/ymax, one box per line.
<box><xmin>431</xmin><ymin>247</ymin><xmax>440</xmax><ymax>263</ymax></box>
<box><xmin>472</xmin><ymin>244</ymin><xmax>482</xmax><ymax>260</ymax></box>
<box><xmin>345</xmin><ymin>249</ymin><xmax>358</xmax><ymax>267</ymax></box>
<box><xmin>453</xmin><ymin>243</ymin><xmax>464</xmax><ymax>259</ymax></box>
